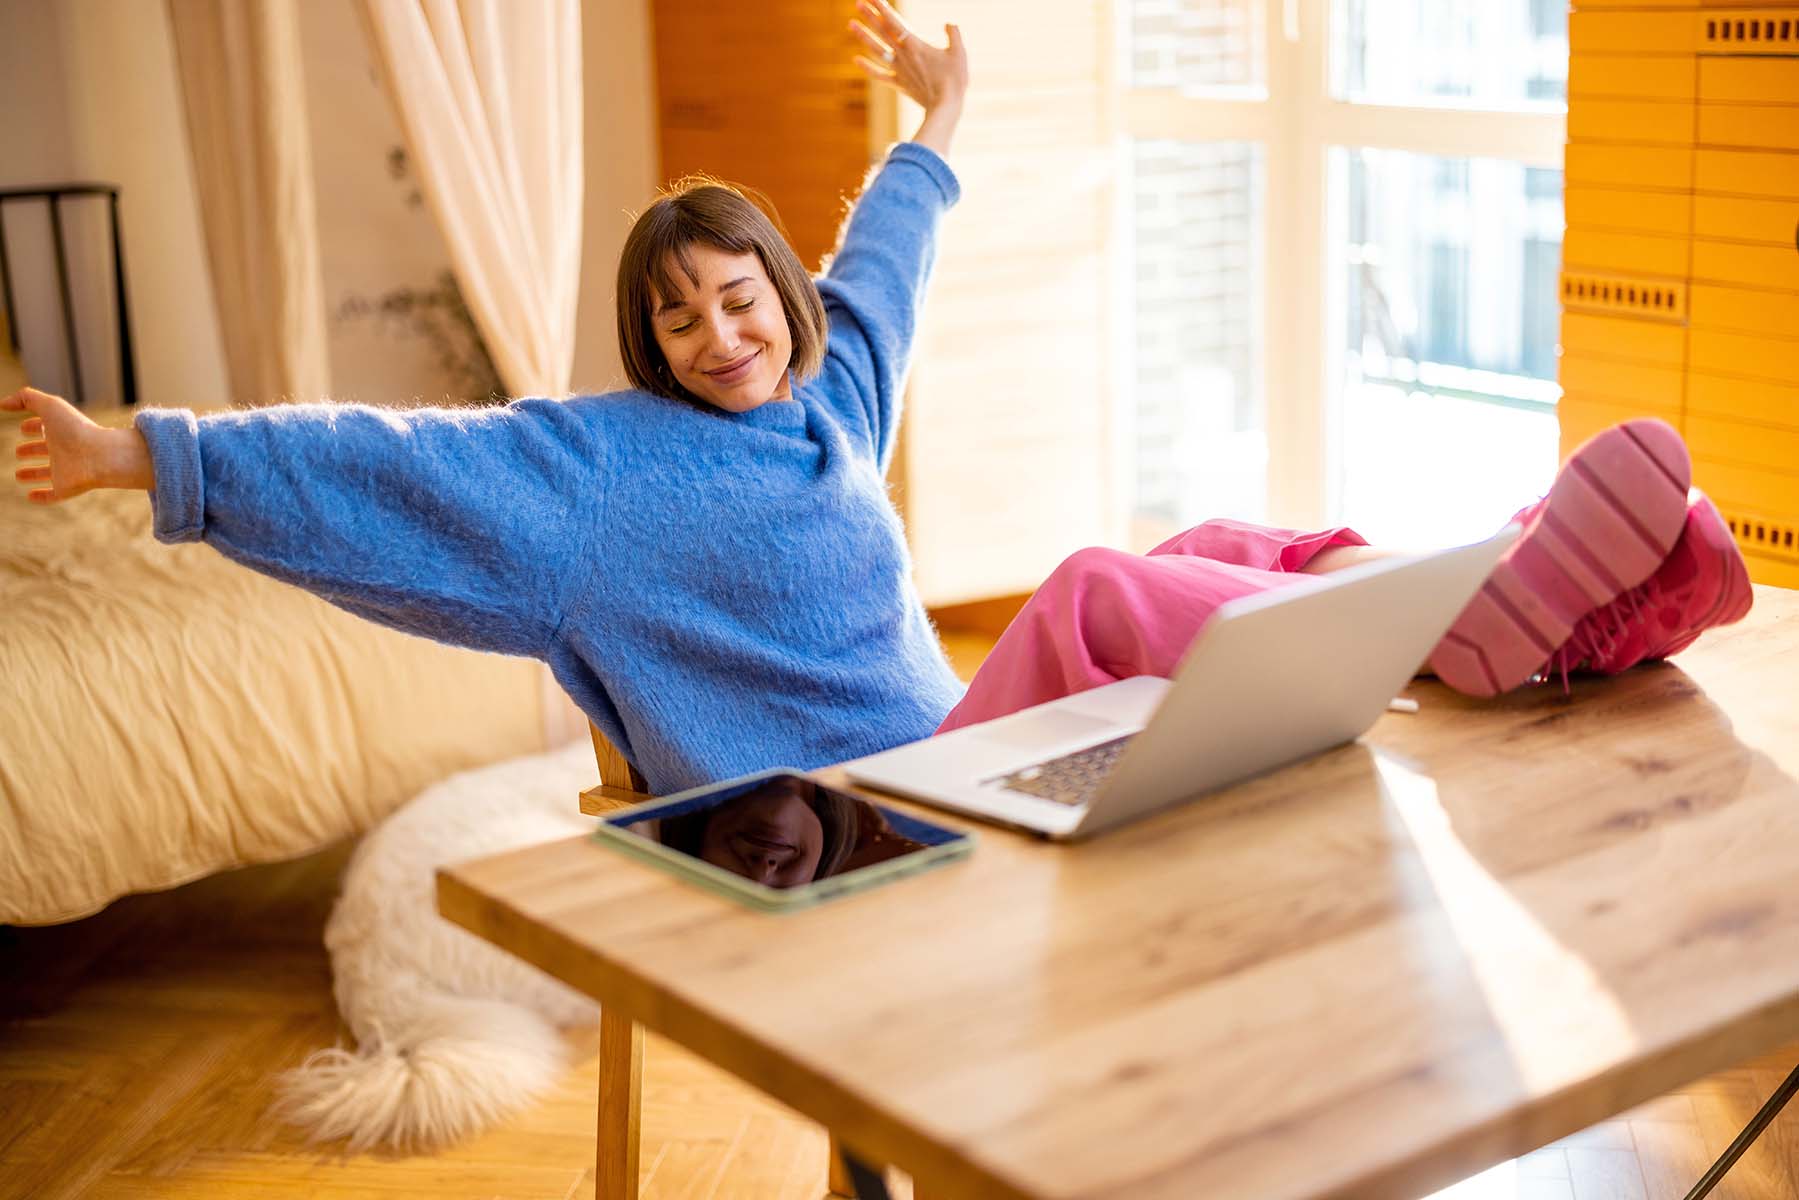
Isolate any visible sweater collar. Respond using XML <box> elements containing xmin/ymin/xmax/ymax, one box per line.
<box><xmin>729</xmin><ymin>395</ymin><xmax>808</xmax><ymax>434</ymax></box>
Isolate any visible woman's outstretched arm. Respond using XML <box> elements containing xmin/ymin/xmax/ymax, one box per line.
<box><xmin>5</xmin><ymin>387</ymin><xmax>603</xmax><ymax>660</ymax></box>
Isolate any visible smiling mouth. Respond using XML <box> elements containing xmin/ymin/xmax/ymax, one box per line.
<box><xmin>704</xmin><ymin>350</ymin><xmax>758</xmax><ymax>379</ymax></box>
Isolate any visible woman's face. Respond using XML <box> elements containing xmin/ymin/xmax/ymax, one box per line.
<box><xmin>649</xmin><ymin>243</ymin><xmax>794</xmax><ymax>413</ymax></box>
<box><xmin>698</xmin><ymin>777</ymin><xmax>824</xmax><ymax>887</ymax></box>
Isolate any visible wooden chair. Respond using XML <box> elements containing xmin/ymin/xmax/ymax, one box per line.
<box><xmin>581</xmin><ymin>722</ymin><xmax>876</xmax><ymax>1199</ymax></box>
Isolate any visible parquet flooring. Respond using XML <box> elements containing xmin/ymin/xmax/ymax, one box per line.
<box><xmin>2</xmin><ymin>620</ymin><xmax>1794</xmax><ymax>1198</ymax></box>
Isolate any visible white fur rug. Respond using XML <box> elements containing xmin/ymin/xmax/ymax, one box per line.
<box><xmin>275</xmin><ymin>739</ymin><xmax>602</xmax><ymax>1151</ymax></box>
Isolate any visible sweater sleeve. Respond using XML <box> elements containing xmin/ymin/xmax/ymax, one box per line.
<box><xmin>813</xmin><ymin>141</ymin><xmax>960</xmax><ymax>468</ymax></box>
<box><xmin>133</xmin><ymin>398</ymin><xmax>603</xmax><ymax>659</ymax></box>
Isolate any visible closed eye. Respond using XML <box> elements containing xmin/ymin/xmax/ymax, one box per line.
<box><xmin>667</xmin><ymin>299</ymin><xmax>755</xmax><ymax>335</ymax></box>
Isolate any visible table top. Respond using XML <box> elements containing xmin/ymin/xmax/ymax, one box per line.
<box><xmin>439</xmin><ymin>585</ymin><xmax>1799</xmax><ymax>1200</ymax></box>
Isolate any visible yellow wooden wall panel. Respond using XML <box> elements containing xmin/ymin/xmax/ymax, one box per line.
<box><xmin>1566</xmin><ymin>186</ymin><xmax>1695</xmax><ymax>236</ymax></box>
<box><xmin>1695</xmin><ymin>413</ymin><xmax>1799</xmax><ymax>470</ymax></box>
<box><xmin>1561</xmin><ymin>311</ymin><xmax>1690</xmax><ymax>366</ymax></box>
<box><xmin>1566</xmin><ymin>143</ymin><xmax>1697</xmax><ymax>191</ymax></box>
<box><xmin>1689</xmin><ymin>412</ymin><xmax>1799</xmax><ymax>468</ymax></box>
<box><xmin>1698</xmin><ymin>57</ymin><xmax>1799</xmax><ymax>104</ymax></box>
<box><xmin>1691</xmin><ymin>238</ymin><xmax>1799</xmax><ymax>290</ymax></box>
<box><xmin>1570</xmin><ymin>11</ymin><xmax>1699</xmax><ymax>54</ymax></box>
<box><xmin>1688</xmin><ymin>369</ymin><xmax>1799</xmax><ymax>423</ymax></box>
<box><xmin>1698</xmin><ymin>103</ymin><xmax>1799</xmax><ymax>152</ymax></box>
<box><xmin>1743</xmin><ymin>552</ymin><xmax>1799</xmax><ymax>586</ymax></box>
<box><xmin>1692</xmin><ymin>193</ymin><xmax>1799</xmax><ymax>243</ymax></box>
<box><xmin>1569</xmin><ymin>98</ymin><xmax>1698</xmax><ymax>144</ymax></box>
<box><xmin>1692</xmin><ymin>456</ymin><xmax>1799</xmax><ymax>521</ymax></box>
<box><xmin>1694</xmin><ymin>147</ymin><xmax>1799</xmax><ymax>197</ymax></box>
<box><xmin>1689</xmin><ymin>283</ymin><xmax>1799</xmax><ymax>336</ymax></box>
<box><xmin>1695</xmin><ymin>8</ymin><xmax>1799</xmax><ymax>52</ymax></box>
<box><xmin>1561</xmin><ymin>271</ymin><xmax>1690</xmax><ymax>321</ymax></box>
<box><xmin>1683</xmin><ymin>372</ymin><xmax>1799</xmax><ymax>447</ymax></box>
<box><xmin>1564</xmin><ymin>228</ymin><xmax>1694</xmax><ymax>277</ymax></box>
<box><xmin>1571</xmin><ymin>54</ymin><xmax>1697</xmax><ymax>100</ymax></box>
<box><xmin>1560</xmin><ymin>395</ymin><xmax>1686</xmax><ymax>463</ymax></box>
<box><xmin>1561</xmin><ymin>355</ymin><xmax>1689</xmax><ymax>409</ymax></box>
<box><xmin>1566</xmin><ymin>2</ymin><xmax>1799</xmax><ymax>549</ymax></box>
<box><xmin>1689</xmin><ymin>328</ymin><xmax>1799</xmax><ymax>383</ymax></box>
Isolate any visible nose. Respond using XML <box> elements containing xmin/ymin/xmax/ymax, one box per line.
<box><xmin>703</xmin><ymin>314</ymin><xmax>742</xmax><ymax>362</ymax></box>
<box><xmin>747</xmin><ymin>850</ymin><xmax>782</xmax><ymax>885</ymax></box>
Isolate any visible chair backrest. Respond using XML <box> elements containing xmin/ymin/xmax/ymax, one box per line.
<box><xmin>589</xmin><ymin>722</ymin><xmax>651</xmax><ymax>798</ymax></box>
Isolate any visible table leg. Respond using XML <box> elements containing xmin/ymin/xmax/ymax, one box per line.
<box><xmin>828</xmin><ymin>1135</ymin><xmax>855</xmax><ymax>1196</ymax></box>
<box><xmin>598</xmin><ymin>1010</ymin><xmax>643</xmax><ymax>1200</ymax></box>
<box><xmin>1683</xmin><ymin>1058</ymin><xmax>1799</xmax><ymax>1200</ymax></box>
<box><xmin>829</xmin><ymin>1137</ymin><xmax>919</xmax><ymax>1199</ymax></box>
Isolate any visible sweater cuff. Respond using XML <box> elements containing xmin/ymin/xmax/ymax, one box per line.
<box><xmin>888</xmin><ymin>141</ymin><xmax>961</xmax><ymax>208</ymax></box>
<box><xmin>133</xmin><ymin>407</ymin><xmax>205</xmax><ymax>543</ymax></box>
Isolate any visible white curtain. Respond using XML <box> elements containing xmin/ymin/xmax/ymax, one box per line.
<box><xmin>166</xmin><ymin>0</ymin><xmax>332</xmax><ymax>406</ymax></box>
<box><xmin>357</xmin><ymin>0</ymin><xmax>583</xmax><ymax>399</ymax></box>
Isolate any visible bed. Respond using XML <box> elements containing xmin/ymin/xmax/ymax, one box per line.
<box><xmin>0</xmin><ymin>403</ymin><xmax>587</xmax><ymax>925</ymax></box>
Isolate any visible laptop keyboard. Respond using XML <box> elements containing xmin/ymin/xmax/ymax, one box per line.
<box><xmin>990</xmin><ymin>734</ymin><xmax>1137</xmax><ymax>807</ymax></box>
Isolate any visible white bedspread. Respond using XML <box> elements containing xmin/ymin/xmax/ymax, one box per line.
<box><xmin>1</xmin><ymin>406</ymin><xmax>577</xmax><ymax>925</ymax></box>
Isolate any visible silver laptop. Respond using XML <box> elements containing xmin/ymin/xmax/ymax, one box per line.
<box><xmin>845</xmin><ymin>527</ymin><xmax>1520</xmax><ymax>840</ymax></box>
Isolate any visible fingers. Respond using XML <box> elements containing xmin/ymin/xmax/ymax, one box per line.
<box><xmin>15</xmin><ymin>465</ymin><xmax>50</xmax><ymax>484</ymax></box>
<box><xmin>16</xmin><ymin>439</ymin><xmax>48</xmax><ymax>458</ymax></box>
<box><xmin>848</xmin><ymin>18</ymin><xmax>892</xmax><ymax>61</ymax></box>
<box><xmin>856</xmin><ymin>0</ymin><xmax>911</xmax><ymax>45</ymax></box>
<box><xmin>2</xmin><ymin>386</ymin><xmax>56</xmax><ymax>414</ymax></box>
<box><xmin>851</xmin><ymin>53</ymin><xmax>898</xmax><ymax>82</ymax></box>
<box><xmin>21</xmin><ymin>416</ymin><xmax>42</xmax><ymax>436</ymax></box>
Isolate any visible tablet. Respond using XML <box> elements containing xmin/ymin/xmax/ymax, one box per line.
<box><xmin>591</xmin><ymin>768</ymin><xmax>975</xmax><ymax>912</ymax></box>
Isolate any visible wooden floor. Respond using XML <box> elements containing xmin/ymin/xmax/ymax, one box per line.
<box><xmin>3</xmin><ymin>620</ymin><xmax>1795</xmax><ymax>1199</ymax></box>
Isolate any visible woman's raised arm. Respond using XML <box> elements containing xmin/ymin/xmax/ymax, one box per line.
<box><xmin>5</xmin><ymin>387</ymin><xmax>603</xmax><ymax>660</ymax></box>
<box><xmin>815</xmin><ymin>5</ymin><xmax>969</xmax><ymax>465</ymax></box>
<box><xmin>850</xmin><ymin>0</ymin><xmax>967</xmax><ymax>160</ymax></box>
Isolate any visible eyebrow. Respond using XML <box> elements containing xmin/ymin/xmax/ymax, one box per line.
<box><xmin>655</xmin><ymin>276</ymin><xmax>756</xmax><ymax>318</ymax></box>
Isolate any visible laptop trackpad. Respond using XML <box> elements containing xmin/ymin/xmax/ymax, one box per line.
<box><xmin>976</xmin><ymin>709</ymin><xmax>1120</xmax><ymax>751</ymax></box>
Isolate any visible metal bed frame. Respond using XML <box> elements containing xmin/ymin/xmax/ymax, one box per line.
<box><xmin>0</xmin><ymin>182</ymin><xmax>139</xmax><ymax>407</ymax></box>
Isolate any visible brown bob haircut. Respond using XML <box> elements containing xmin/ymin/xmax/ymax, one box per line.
<box><xmin>616</xmin><ymin>176</ymin><xmax>829</xmax><ymax>404</ymax></box>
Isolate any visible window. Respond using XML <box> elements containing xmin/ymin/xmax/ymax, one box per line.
<box><xmin>1120</xmin><ymin>0</ymin><xmax>1566</xmax><ymax>545</ymax></box>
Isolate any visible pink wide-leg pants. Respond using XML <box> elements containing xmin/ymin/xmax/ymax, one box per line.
<box><xmin>935</xmin><ymin>519</ymin><xmax>1368</xmax><ymax>734</ymax></box>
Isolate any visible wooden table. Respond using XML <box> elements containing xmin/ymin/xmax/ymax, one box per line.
<box><xmin>439</xmin><ymin>585</ymin><xmax>1799</xmax><ymax>1200</ymax></box>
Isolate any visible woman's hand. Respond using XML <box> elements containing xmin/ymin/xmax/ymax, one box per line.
<box><xmin>4</xmin><ymin>387</ymin><xmax>155</xmax><ymax>503</ymax></box>
<box><xmin>849</xmin><ymin>0</ymin><xmax>968</xmax><ymax>158</ymax></box>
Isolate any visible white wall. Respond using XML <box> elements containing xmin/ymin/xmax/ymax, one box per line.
<box><xmin>572</xmin><ymin>0</ymin><xmax>659</xmax><ymax>396</ymax></box>
<box><xmin>0</xmin><ymin>0</ymin><xmax>231</xmax><ymax>411</ymax></box>
<box><xmin>303</xmin><ymin>0</ymin><xmax>658</xmax><ymax>405</ymax></box>
<box><xmin>0</xmin><ymin>0</ymin><xmax>654</xmax><ymax>411</ymax></box>
<box><xmin>298</xmin><ymin>0</ymin><xmax>477</xmax><ymax>407</ymax></box>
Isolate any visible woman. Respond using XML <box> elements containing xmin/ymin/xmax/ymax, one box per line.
<box><xmin>4</xmin><ymin>1</ymin><xmax>1750</xmax><ymax>794</ymax></box>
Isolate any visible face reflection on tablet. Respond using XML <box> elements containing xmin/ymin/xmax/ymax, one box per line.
<box><xmin>699</xmin><ymin>776</ymin><xmax>824</xmax><ymax>886</ymax></box>
<box><xmin>648</xmin><ymin>776</ymin><xmax>859</xmax><ymax>888</ymax></box>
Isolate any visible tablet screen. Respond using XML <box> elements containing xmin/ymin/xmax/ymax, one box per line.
<box><xmin>609</xmin><ymin>773</ymin><xmax>965</xmax><ymax>890</ymax></box>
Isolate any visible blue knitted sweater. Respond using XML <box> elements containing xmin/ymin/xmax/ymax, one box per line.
<box><xmin>135</xmin><ymin>142</ymin><xmax>967</xmax><ymax>793</ymax></box>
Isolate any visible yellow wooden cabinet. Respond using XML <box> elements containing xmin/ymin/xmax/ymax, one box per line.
<box><xmin>1562</xmin><ymin>2</ymin><xmax>1799</xmax><ymax>586</ymax></box>
<box><xmin>1561</xmin><ymin>4</ymin><xmax>1799</xmax><ymax>586</ymax></box>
